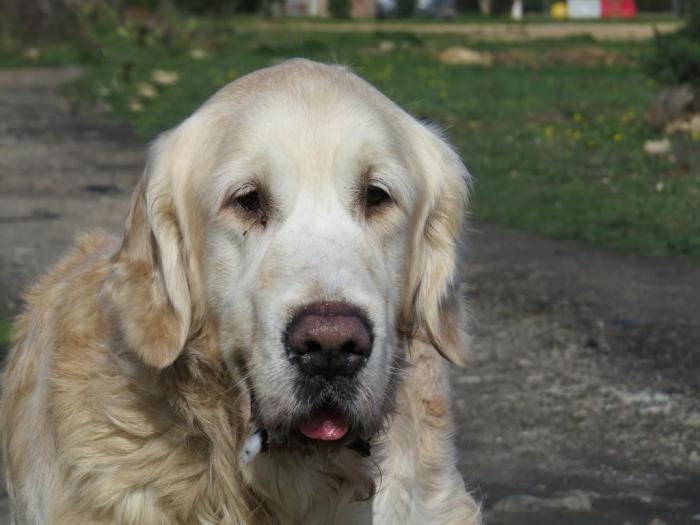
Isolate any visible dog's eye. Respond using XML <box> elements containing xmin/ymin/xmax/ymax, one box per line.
<box><xmin>224</xmin><ymin>187</ymin><xmax>271</xmax><ymax>227</ymax></box>
<box><xmin>234</xmin><ymin>190</ymin><xmax>262</xmax><ymax>214</ymax></box>
<box><xmin>365</xmin><ymin>185</ymin><xmax>392</xmax><ymax>209</ymax></box>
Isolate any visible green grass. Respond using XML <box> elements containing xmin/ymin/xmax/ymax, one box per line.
<box><xmin>2</xmin><ymin>17</ymin><xmax>699</xmax><ymax>256</ymax></box>
<box><xmin>0</xmin><ymin>319</ymin><xmax>11</xmax><ymax>345</ymax></box>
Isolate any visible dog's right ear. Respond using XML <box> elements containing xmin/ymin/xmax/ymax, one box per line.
<box><xmin>104</xmin><ymin>135</ymin><xmax>192</xmax><ymax>369</ymax></box>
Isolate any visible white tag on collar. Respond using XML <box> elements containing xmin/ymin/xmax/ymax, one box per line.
<box><xmin>240</xmin><ymin>429</ymin><xmax>265</xmax><ymax>464</ymax></box>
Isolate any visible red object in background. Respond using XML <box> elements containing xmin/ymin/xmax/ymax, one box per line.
<box><xmin>602</xmin><ymin>0</ymin><xmax>637</xmax><ymax>18</ymax></box>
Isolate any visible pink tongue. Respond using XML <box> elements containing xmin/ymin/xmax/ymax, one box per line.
<box><xmin>298</xmin><ymin>411</ymin><xmax>349</xmax><ymax>441</ymax></box>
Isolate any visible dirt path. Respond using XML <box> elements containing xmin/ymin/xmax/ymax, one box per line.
<box><xmin>252</xmin><ymin>20</ymin><xmax>682</xmax><ymax>41</ymax></box>
<box><xmin>0</xmin><ymin>69</ymin><xmax>699</xmax><ymax>525</ymax></box>
<box><xmin>460</xmin><ymin>225</ymin><xmax>700</xmax><ymax>524</ymax></box>
<box><xmin>0</xmin><ymin>68</ymin><xmax>142</xmax><ymax>317</ymax></box>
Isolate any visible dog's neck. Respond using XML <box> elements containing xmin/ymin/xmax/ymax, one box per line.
<box><xmin>236</xmin><ymin>387</ymin><xmax>377</xmax><ymax>523</ymax></box>
<box><xmin>243</xmin><ymin>447</ymin><xmax>376</xmax><ymax>524</ymax></box>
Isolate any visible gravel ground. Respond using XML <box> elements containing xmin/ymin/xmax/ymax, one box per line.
<box><xmin>0</xmin><ymin>68</ymin><xmax>698</xmax><ymax>525</ymax></box>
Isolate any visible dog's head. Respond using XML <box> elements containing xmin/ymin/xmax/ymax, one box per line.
<box><xmin>106</xmin><ymin>59</ymin><xmax>469</xmax><ymax>452</ymax></box>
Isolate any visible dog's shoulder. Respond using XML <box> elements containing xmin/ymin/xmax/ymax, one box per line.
<box><xmin>21</xmin><ymin>232</ymin><xmax>118</xmax><ymax>313</ymax></box>
<box><xmin>5</xmin><ymin>231</ymin><xmax>118</xmax><ymax>378</ymax></box>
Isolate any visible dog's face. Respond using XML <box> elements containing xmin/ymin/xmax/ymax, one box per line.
<box><xmin>107</xmin><ymin>60</ymin><xmax>469</xmax><ymax>452</ymax></box>
<box><xmin>203</xmin><ymin>77</ymin><xmax>416</xmax><ymax>448</ymax></box>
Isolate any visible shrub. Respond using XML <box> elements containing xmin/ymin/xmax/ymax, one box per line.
<box><xmin>172</xmin><ymin>0</ymin><xmax>233</xmax><ymax>13</ymax></box>
<box><xmin>328</xmin><ymin>0</ymin><xmax>351</xmax><ymax>18</ymax></box>
<box><xmin>637</xmin><ymin>0</ymin><xmax>676</xmax><ymax>12</ymax></box>
<box><xmin>396</xmin><ymin>0</ymin><xmax>416</xmax><ymax>17</ymax></box>
<box><xmin>122</xmin><ymin>0</ymin><xmax>161</xmax><ymax>8</ymax></box>
<box><xmin>644</xmin><ymin>5</ymin><xmax>700</xmax><ymax>87</ymax></box>
<box><xmin>0</xmin><ymin>0</ymin><xmax>117</xmax><ymax>57</ymax></box>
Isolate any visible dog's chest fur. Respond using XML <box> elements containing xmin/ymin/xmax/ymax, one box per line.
<box><xmin>243</xmin><ymin>450</ymin><xmax>376</xmax><ymax>525</ymax></box>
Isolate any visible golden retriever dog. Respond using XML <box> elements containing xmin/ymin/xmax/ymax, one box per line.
<box><xmin>1</xmin><ymin>59</ymin><xmax>481</xmax><ymax>525</ymax></box>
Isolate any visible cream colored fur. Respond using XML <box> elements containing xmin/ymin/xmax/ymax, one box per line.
<box><xmin>1</xmin><ymin>59</ymin><xmax>481</xmax><ymax>525</ymax></box>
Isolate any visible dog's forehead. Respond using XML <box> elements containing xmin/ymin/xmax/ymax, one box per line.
<box><xmin>194</xmin><ymin>61</ymin><xmax>400</xmax><ymax>177</ymax></box>
<box><xmin>215</xmin><ymin>59</ymin><xmax>374</xmax><ymax>107</ymax></box>
<box><xmin>208</xmin><ymin>60</ymin><xmax>391</xmax><ymax>139</ymax></box>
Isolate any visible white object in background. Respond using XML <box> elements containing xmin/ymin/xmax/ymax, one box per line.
<box><xmin>568</xmin><ymin>0</ymin><xmax>601</xmax><ymax>18</ymax></box>
<box><xmin>511</xmin><ymin>0</ymin><xmax>523</xmax><ymax>20</ymax></box>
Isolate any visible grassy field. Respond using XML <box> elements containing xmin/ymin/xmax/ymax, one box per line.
<box><xmin>0</xmin><ymin>318</ymin><xmax>10</xmax><ymax>346</ymax></box>
<box><xmin>1</xmin><ymin>17</ymin><xmax>698</xmax><ymax>256</ymax></box>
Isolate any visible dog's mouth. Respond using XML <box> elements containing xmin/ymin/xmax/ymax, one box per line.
<box><xmin>258</xmin><ymin>400</ymin><xmax>364</xmax><ymax>454</ymax></box>
<box><xmin>297</xmin><ymin>405</ymin><xmax>350</xmax><ymax>442</ymax></box>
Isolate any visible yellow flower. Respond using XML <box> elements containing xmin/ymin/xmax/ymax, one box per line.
<box><xmin>544</xmin><ymin>126</ymin><xmax>554</xmax><ymax>140</ymax></box>
<box><xmin>621</xmin><ymin>110</ymin><xmax>636</xmax><ymax>124</ymax></box>
<box><xmin>613</xmin><ymin>132</ymin><xmax>624</xmax><ymax>143</ymax></box>
<box><xmin>573</xmin><ymin>112</ymin><xmax>583</xmax><ymax>123</ymax></box>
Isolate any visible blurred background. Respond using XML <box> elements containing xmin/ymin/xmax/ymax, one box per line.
<box><xmin>0</xmin><ymin>0</ymin><xmax>698</xmax><ymax>523</ymax></box>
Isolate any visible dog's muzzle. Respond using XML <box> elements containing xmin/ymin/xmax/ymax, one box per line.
<box><xmin>283</xmin><ymin>301</ymin><xmax>373</xmax><ymax>441</ymax></box>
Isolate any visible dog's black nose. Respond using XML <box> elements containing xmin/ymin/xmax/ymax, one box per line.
<box><xmin>286</xmin><ymin>301</ymin><xmax>372</xmax><ymax>378</ymax></box>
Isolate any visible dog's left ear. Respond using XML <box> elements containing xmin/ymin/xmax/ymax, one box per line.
<box><xmin>105</xmin><ymin>133</ymin><xmax>192</xmax><ymax>369</ymax></box>
<box><xmin>402</xmin><ymin>122</ymin><xmax>470</xmax><ymax>366</ymax></box>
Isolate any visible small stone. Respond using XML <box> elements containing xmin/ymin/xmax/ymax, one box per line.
<box><xmin>616</xmin><ymin>390</ymin><xmax>670</xmax><ymax>406</ymax></box>
<box><xmin>690</xmin><ymin>451</ymin><xmax>700</xmax><ymax>464</ymax></box>
<box><xmin>438</xmin><ymin>46</ymin><xmax>493</xmax><ymax>66</ymax></box>
<box><xmin>686</xmin><ymin>413</ymin><xmax>700</xmax><ymax>428</ymax></box>
<box><xmin>647</xmin><ymin>85</ymin><xmax>695</xmax><ymax>129</ymax></box>
<box><xmin>666</xmin><ymin>114</ymin><xmax>700</xmax><ymax>135</ymax></box>
<box><xmin>23</xmin><ymin>47</ymin><xmax>40</xmax><ymax>60</ymax></box>
<box><xmin>190</xmin><ymin>48</ymin><xmax>208</xmax><ymax>60</ymax></box>
<box><xmin>655</xmin><ymin>181</ymin><xmax>665</xmax><ymax>192</ymax></box>
<box><xmin>378</xmin><ymin>41</ymin><xmax>396</xmax><ymax>53</ymax></box>
<box><xmin>136</xmin><ymin>82</ymin><xmax>158</xmax><ymax>99</ymax></box>
<box><xmin>643</xmin><ymin>138</ymin><xmax>670</xmax><ymax>155</ymax></box>
<box><xmin>129</xmin><ymin>99</ymin><xmax>144</xmax><ymax>112</ymax></box>
<box><xmin>640</xmin><ymin>403</ymin><xmax>671</xmax><ymax>416</ymax></box>
<box><xmin>150</xmin><ymin>69</ymin><xmax>179</xmax><ymax>86</ymax></box>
